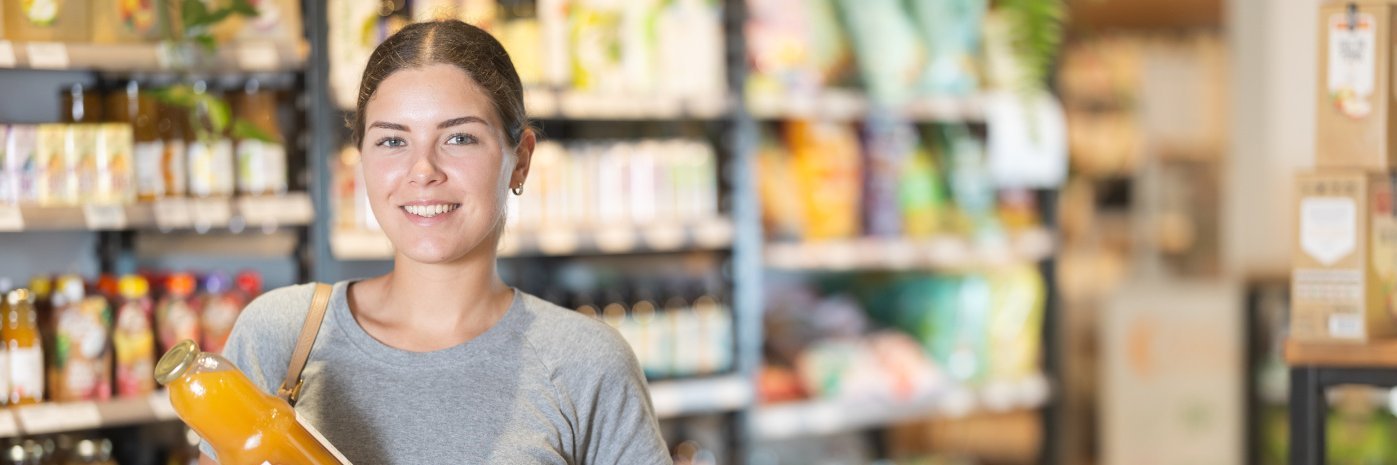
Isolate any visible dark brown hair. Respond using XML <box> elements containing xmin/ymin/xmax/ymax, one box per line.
<box><xmin>351</xmin><ymin>20</ymin><xmax>530</xmax><ymax>149</ymax></box>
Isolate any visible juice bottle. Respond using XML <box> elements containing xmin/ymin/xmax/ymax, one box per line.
<box><xmin>155</xmin><ymin>78</ymin><xmax>189</xmax><ymax>198</ymax></box>
<box><xmin>232</xmin><ymin>78</ymin><xmax>288</xmax><ymax>196</ymax></box>
<box><xmin>108</xmin><ymin>79</ymin><xmax>165</xmax><ymax>202</ymax></box>
<box><xmin>187</xmin><ymin>80</ymin><xmax>235</xmax><ymax>198</ymax></box>
<box><xmin>50</xmin><ymin>276</ymin><xmax>112</xmax><ymax>402</ymax></box>
<box><xmin>59</xmin><ymin>84</ymin><xmax>103</xmax><ymax>124</ymax></box>
<box><xmin>234</xmin><ymin>270</ymin><xmax>263</xmax><ymax>303</ymax></box>
<box><xmin>198</xmin><ymin>273</ymin><xmax>241</xmax><ymax>355</ymax></box>
<box><xmin>113</xmin><ymin>275</ymin><xmax>155</xmax><ymax>398</ymax></box>
<box><xmin>155</xmin><ymin>340</ymin><xmax>353</xmax><ymax>465</ymax></box>
<box><xmin>4</xmin><ymin>289</ymin><xmax>44</xmax><ymax>406</ymax></box>
<box><xmin>27</xmin><ymin>276</ymin><xmax>53</xmax><ymax>401</ymax></box>
<box><xmin>155</xmin><ymin>274</ymin><xmax>200</xmax><ymax>355</ymax></box>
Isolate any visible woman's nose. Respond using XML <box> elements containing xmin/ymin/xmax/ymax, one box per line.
<box><xmin>408</xmin><ymin>148</ymin><xmax>446</xmax><ymax>186</ymax></box>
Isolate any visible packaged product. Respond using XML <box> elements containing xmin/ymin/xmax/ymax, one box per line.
<box><xmin>91</xmin><ymin>0</ymin><xmax>163</xmax><ymax>43</ymax></box>
<box><xmin>1292</xmin><ymin>170</ymin><xmax>1397</xmax><ymax>342</ymax></box>
<box><xmin>113</xmin><ymin>275</ymin><xmax>156</xmax><ymax>398</ymax></box>
<box><xmin>156</xmin><ymin>273</ymin><xmax>201</xmax><ymax>354</ymax></box>
<box><xmin>198</xmin><ymin>273</ymin><xmax>243</xmax><ymax>355</ymax></box>
<box><xmin>50</xmin><ymin>276</ymin><xmax>113</xmax><ymax>402</ymax></box>
<box><xmin>2</xmin><ymin>0</ymin><xmax>89</xmax><ymax>42</ymax></box>
<box><xmin>3</xmin><ymin>126</ymin><xmax>37</xmax><ymax>205</ymax></box>
<box><xmin>156</xmin><ymin>340</ymin><xmax>353</xmax><ymax>464</ymax></box>
<box><xmin>1315</xmin><ymin>0</ymin><xmax>1397</xmax><ymax>170</ymax></box>
<box><xmin>787</xmin><ymin>120</ymin><xmax>861</xmax><ymax>240</ymax></box>
<box><xmin>232</xmin><ymin>79</ymin><xmax>287</xmax><ymax>196</ymax></box>
<box><xmin>90</xmin><ymin>124</ymin><xmax>135</xmax><ymax>204</ymax></box>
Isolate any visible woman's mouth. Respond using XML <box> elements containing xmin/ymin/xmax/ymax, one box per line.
<box><xmin>401</xmin><ymin>203</ymin><xmax>461</xmax><ymax>218</ymax></box>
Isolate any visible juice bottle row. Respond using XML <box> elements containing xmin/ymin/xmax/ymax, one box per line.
<box><xmin>331</xmin><ymin>0</ymin><xmax>726</xmax><ymax>108</ymax></box>
<box><xmin>759</xmin><ymin>119</ymin><xmax>1032</xmax><ymax>242</ymax></box>
<box><xmin>2</xmin><ymin>0</ymin><xmax>302</xmax><ymax>45</ymax></box>
<box><xmin>0</xmin><ymin>270</ymin><xmax>261</xmax><ymax>405</ymax></box>
<box><xmin>0</xmin><ymin>425</ymin><xmax>202</xmax><ymax>465</ymax></box>
<box><xmin>568</xmin><ymin>285</ymin><xmax>733</xmax><ymax>380</ymax></box>
<box><xmin>1</xmin><ymin>77</ymin><xmax>289</xmax><ymax>206</ymax></box>
<box><xmin>333</xmin><ymin>139</ymin><xmax>720</xmax><ymax>233</ymax></box>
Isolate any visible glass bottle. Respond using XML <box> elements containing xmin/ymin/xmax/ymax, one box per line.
<box><xmin>232</xmin><ymin>78</ymin><xmax>287</xmax><ymax>196</ymax></box>
<box><xmin>156</xmin><ymin>340</ymin><xmax>351</xmax><ymax>465</ymax></box>
<box><xmin>113</xmin><ymin>275</ymin><xmax>156</xmax><ymax>398</ymax></box>
<box><xmin>4</xmin><ymin>289</ymin><xmax>44</xmax><ymax>406</ymax></box>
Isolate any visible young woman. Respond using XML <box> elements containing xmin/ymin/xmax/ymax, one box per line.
<box><xmin>199</xmin><ymin>20</ymin><xmax>670</xmax><ymax>464</ymax></box>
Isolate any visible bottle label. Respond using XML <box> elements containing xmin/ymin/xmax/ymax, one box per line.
<box><xmin>0</xmin><ymin>351</ymin><xmax>10</xmax><ymax>404</ymax></box>
<box><xmin>165</xmin><ymin>140</ymin><xmax>187</xmax><ymax>196</ymax></box>
<box><xmin>295</xmin><ymin>411</ymin><xmax>355</xmax><ymax>464</ymax></box>
<box><xmin>10</xmin><ymin>347</ymin><xmax>43</xmax><ymax>402</ymax></box>
<box><xmin>135</xmin><ymin>141</ymin><xmax>166</xmax><ymax>198</ymax></box>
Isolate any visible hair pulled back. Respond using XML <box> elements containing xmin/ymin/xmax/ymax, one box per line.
<box><xmin>351</xmin><ymin>20</ymin><xmax>530</xmax><ymax>149</ymax></box>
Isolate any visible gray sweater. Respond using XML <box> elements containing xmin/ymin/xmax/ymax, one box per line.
<box><xmin>199</xmin><ymin>281</ymin><xmax>670</xmax><ymax>464</ymax></box>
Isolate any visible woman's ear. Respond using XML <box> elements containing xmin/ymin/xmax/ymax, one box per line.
<box><xmin>511</xmin><ymin>128</ymin><xmax>536</xmax><ymax>189</ymax></box>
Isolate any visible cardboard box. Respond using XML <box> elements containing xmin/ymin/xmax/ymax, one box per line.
<box><xmin>1292</xmin><ymin>170</ymin><xmax>1397</xmax><ymax>342</ymax></box>
<box><xmin>91</xmin><ymin>0</ymin><xmax>166</xmax><ymax>43</ymax></box>
<box><xmin>1</xmin><ymin>0</ymin><xmax>89</xmax><ymax>42</ymax></box>
<box><xmin>1316</xmin><ymin>0</ymin><xmax>1397</xmax><ymax>170</ymax></box>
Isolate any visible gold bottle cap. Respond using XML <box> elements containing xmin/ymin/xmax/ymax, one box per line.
<box><xmin>155</xmin><ymin>339</ymin><xmax>200</xmax><ymax>386</ymax></box>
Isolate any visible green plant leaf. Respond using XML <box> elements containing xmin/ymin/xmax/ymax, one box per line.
<box><xmin>231</xmin><ymin>119</ymin><xmax>277</xmax><ymax>143</ymax></box>
<box><xmin>199</xmin><ymin>95</ymin><xmax>233</xmax><ymax>136</ymax></box>
<box><xmin>229</xmin><ymin>0</ymin><xmax>259</xmax><ymax>17</ymax></box>
<box><xmin>152</xmin><ymin>84</ymin><xmax>198</xmax><ymax>108</ymax></box>
<box><xmin>182</xmin><ymin>0</ymin><xmax>210</xmax><ymax>29</ymax></box>
<box><xmin>192</xmin><ymin>34</ymin><xmax>217</xmax><ymax>51</ymax></box>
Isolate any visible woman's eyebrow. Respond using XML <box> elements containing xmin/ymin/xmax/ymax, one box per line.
<box><xmin>438</xmin><ymin>116</ymin><xmax>487</xmax><ymax>129</ymax></box>
<box><xmin>369</xmin><ymin>121</ymin><xmax>409</xmax><ymax>131</ymax></box>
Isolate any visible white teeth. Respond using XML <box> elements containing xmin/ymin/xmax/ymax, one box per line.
<box><xmin>403</xmin><ymin>204</ymin><xmax>458</xmax><ymax>218</ymax></box>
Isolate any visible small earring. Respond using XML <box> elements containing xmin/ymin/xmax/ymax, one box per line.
<box><xmin>511</xmin><ymin>185</ymin><xmax>523</xmax><ymax>196</ymax></box>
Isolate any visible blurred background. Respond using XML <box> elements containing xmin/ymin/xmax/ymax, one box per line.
<box><xmin>0</xmin><ymin>0</ymin><xmax>1346</xmax><ymax>464</ymax></box>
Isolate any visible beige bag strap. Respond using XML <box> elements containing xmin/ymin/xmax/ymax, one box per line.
<box><xmin>277</xmin><ymin>283</ymin><xmax>333</xmax><ymax>406</ymax></box>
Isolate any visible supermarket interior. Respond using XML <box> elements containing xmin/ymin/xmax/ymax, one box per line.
<box><xmin>0</xmin><ymin>0</ymin><xmax>1379</xmax><ymax>464</ymax></box>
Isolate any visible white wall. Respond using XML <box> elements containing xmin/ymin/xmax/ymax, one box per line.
<box><xmin>1225</xmin><ymin>0</ymin><xmax>1320</xmax><ymax>278</ymax></box>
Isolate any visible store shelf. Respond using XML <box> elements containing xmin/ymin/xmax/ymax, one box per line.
<box><xmin>0</xmin><ymin>40</ymin><xmax>308</xmax><ymax>73</ymax></box>
<box><xmin>0</xmin><ymin>391</ymin><xmax>179</xmax><ymax>438</ymax></box>
<box><xmin>650</xmin><ymin>375</ymin><xmax>754</xmax><ymax>419</ymax></box>
<box><xmin>753</xmin><ymin>375</ymin><xmax>1051</xmax><ymax>441</ymax></box>
<box><xmin>524</xmin><ymin>88</ymin><xmax>731</xmax><ymax>120</ymax></box>
<box><xmin>747</xmin><ymin>89</ymin><xmax>986</xmax><ymax>122</ymax></box>
<box><xmin>764</xmin><ymin>228</ymin><xmax>1054</xmax><ymax>272</ymax></box>
<box><xmin>331</xmin><ymin>218</ymin><xmax>736</xmax><ymax>260</ymax></box>
<box><xmin>0</xmin><ymin>193</ymin><xmax>315</xmax><ymax>233</ymax></box>
<box><xmin>1284</xmin><ymin>339</ymin><xmax>1397</xmax><ymax>368</ymax></box>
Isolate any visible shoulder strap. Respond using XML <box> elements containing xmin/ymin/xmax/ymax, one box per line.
<box><xmin>277</xmin><ymin>282</ymin><xmax>333</xmax><ymax>406</ymax></box>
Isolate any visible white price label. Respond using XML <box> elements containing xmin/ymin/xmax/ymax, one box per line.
<box><xmin>594</xmin><ymin>226</ymin><xmax>637</xmax><ymax>253</ymax></box>
<box><xmin>692</xmin><ymin>220</ymin><xmax>734</xmax><ymax>248</ymax></box>
<box><xmin>0</xmin><ymin>411</ymin><xmax>17</xmax><ymax>438</ymax></box>
<box><xmin>0</xmin><ymin>205</ymin><xmax>24</xmax><ymax>232</ymax></box>
<box><xmin>641</xmin><ymin>222</ymin><xmax>685</xmax><ymax>251</ymax></box>
<box><xmin>25</xmin><ymin>42</ymin><xmax>69</xmax><ymax>69</ymax></box>
<box><xmin>153</xmin><ymin>198</ymin><xmax>192</xmax><ymax>230</ymax></box>
<box><xmin>236</xmin><ymin>41</ymin><xmax>279</xmax><ymax>71</ymax></box>
<box><xmin>238</xmin><ymin>197</ymin><xmax>274</xmax><ymax>226</ymax></box>
<box><xmin>190</xmin><ymin>199</ymin><xmax>232</xmax><ymax>229</ymax></box>
<box><xmin>83</xmin><ymin>205</ymin><xmax>128</xmax><ymax>230</ymax></box>
<box><xmin>148</xmin><ymin>391</ymin><xmax>178</xmax><ymax>420</ymax></box>
<box><xmin>16</xmin><ymin>403</ymin><xmax>101</xmax><ymax>434</ymax></box>
<box><xmin>0</xmin><ymin>41</ymin><xmax>15</xmax><ymax>67</ymax></box>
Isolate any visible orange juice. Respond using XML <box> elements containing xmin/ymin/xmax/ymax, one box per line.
<box><xmin>156</xmin><ymin>340</ymin><xmax>351</xmax><ymax>465</ymax></box>
<box><xmin>3</xmin><ymin>289</ymin><xmax>44</xmax><ymax>406</ymax></box>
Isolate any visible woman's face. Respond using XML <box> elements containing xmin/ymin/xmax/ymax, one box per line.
<box><xmin>360</xmin><ymin>63</ymin><xmax>529</xmax><ymax>264</ymax></box>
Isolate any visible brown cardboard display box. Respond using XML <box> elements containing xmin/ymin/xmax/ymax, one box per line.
<box><xmin>1317</xmin><ymin>0</ymin><xmax>1397</xmax><ymax>170</ymax></box>
<box><xmin>1292</xmin><ymin>170</ymin><xmax>1397</xmax><ymax>342</ymax></box>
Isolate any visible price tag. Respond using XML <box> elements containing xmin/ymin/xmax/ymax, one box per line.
<box><xmin>148</xmin><ymin>391</ymin><xmax>178</xmax><ymax>420</ymax></box>
<box><xmin>83</xmin><ymin>204</ymin><xmax>128</xmax><ymax>230</ymax></box>
<box><xmin>0</xmin><ymin>411</ymin><xmax>17</xmax><ymax>438</ymax></box>
<box><xmin>0</xmin><ymin>205</ymin><xmax>24</xmax><ymax>232</ymax></box>
<box><xmin>153</xmin><ymin>198</ymin><xmax>192</xmax><ymax>230</ymax></box>
<box><xmin>537</xmin><ymin>228</ymin><xmax>579</xmax><ymax>255</ymax></box>
<box><xmin>594</xmin><ymin>226</ymin><xmax>637</xmax><ymax>253</ymax></box>
<box><xmin>282</xmin><ymin>194</ymin><xmax>315</xmax><ymax>224</ymax></box>
<box><xmin>0</xmin><ymin>41</ymin><xmax>15</xmax><ymax>67</ymax></box>
<box><xmin>236</xmin><ymin>41</ymin><xmax>279</xmax><ymax>71</ymax></box>
<box><xmin>189</xmin><ymin>198</ymin><xmax>232</xmax><ymax>230</ymax></box>
<box><xmin>25</xmin><ymin>42</ymin><xmax>69</xmax><ymax>70</ymax></box>
<box><xmin>238</xmin><ymin>197</ymin><xmax>274</xmax><ymax>226</ymax></box>
<box><xmin>692</xmin><ymin>219</ymin><xmax>734</xmax><ymax>248</ymax></box>
<box><xmin>16</xmin><ymin>402</ymin><xmax>101</xmax><ymax>434</ymax></box>
<box><xmin>641</xmin><ymin>222</ymin><xmax>685</xmax><ymax>251</ymax></box>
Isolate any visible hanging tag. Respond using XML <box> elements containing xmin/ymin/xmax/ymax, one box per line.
<box><xmin>83</xmin><ymin>205</ymin><xmax>128</xmax><ymax>230</ymax></box>
<box><xmin>0</xmin><ymin>205</ymin><xmax>24</xmax><ymax>232</ymax></box>
<box><xmin>0</xmin><ymin>41</ymin><xmax>16</xmax><ymax>68</ymax></box>
<box><xmin>25</xmin><ymin>42</ymin><xmax>69</xmax><ymax>69</ymax></box>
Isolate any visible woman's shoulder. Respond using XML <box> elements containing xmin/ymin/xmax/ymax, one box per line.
<box><xmin>513</xmin><ymin>292</ymin><xmax>639</xmax><ymax>373</ymax></box>
<box><xmin>230</xmin><ymin>282</ymin><xmax>329</xmax><ymax>344</ymax></box>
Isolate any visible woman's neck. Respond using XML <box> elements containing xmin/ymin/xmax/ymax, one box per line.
<box><xmin>348</xmin><ymin>248</ymin><xmax>514</xmax><ymax>352</ymax></box>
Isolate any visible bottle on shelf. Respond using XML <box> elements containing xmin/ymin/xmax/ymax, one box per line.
<box><xmin>232</xmin><ymin>78</ymin><xmax>289</xmax><ymax>196</ymax></box>
<box><xmin>50</xmin><ymin>276</ymin><xmax>112</xmax><ymax>402</ymax></box>
<box><xmin>165</xmin><ymin>428</ymin><xmax>201</xmax><ymax>465</ymax></box>
<box><xmin>4</xmin><ymin>289</ymin><xmax>44</xmax><ymax>406</ymax></box>
<box><xmin>108</xmin><ymin>78</ymin><xmax>167</xmax><ymax>202</ymax></box>
<box><xmin>198</xmin><ymin>272</ymin><xmax>242</xmax><ymax>355</ymax></box>
<box><xmin>27</xmin><ymin>276</ymin><xmax>54</xmax><ymax>402</ymax></box>
<box><xmin>154</xmin><ymin>76</ymin><xmax>190</xmax><ymax>199</ymax></box>
<box><xmin>156</xmin><ymin>340</ymin><xmax>351</xmax><ymax>465</ymax></box>
<box><xmin>186</xmin><ymin>79</ymin><xmax>235</xmax><ymax>198</ymax></box>
<box><xmin>59</xmin><ymin>84</ymin><xmax>103</xmax><ymax>125</ymax></box>
<box><xmin>156</xmin><ymin>273</ymin><xmax>201</xmax><ymax>355</ymax></box>
<box><xmin>113</xmin><ymin>275</ymin><xmax>156</xmax><ymax>398</ymax></box>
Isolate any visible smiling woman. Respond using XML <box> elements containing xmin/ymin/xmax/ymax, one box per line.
<box><xmin>198</xmin><ymin>20</ymin><xmax>671</xmax><ymax>465</ymax></box>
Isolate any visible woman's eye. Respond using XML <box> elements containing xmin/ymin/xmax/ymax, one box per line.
<box><xmin>375</xmin><ymin>137</ymin><xmax>406</xmax><ymax>148</ymax></box>
<box><xmin>446</xmin><ymin>134</ymin><xmax>477</xmax><ymax>145</ymax></box>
